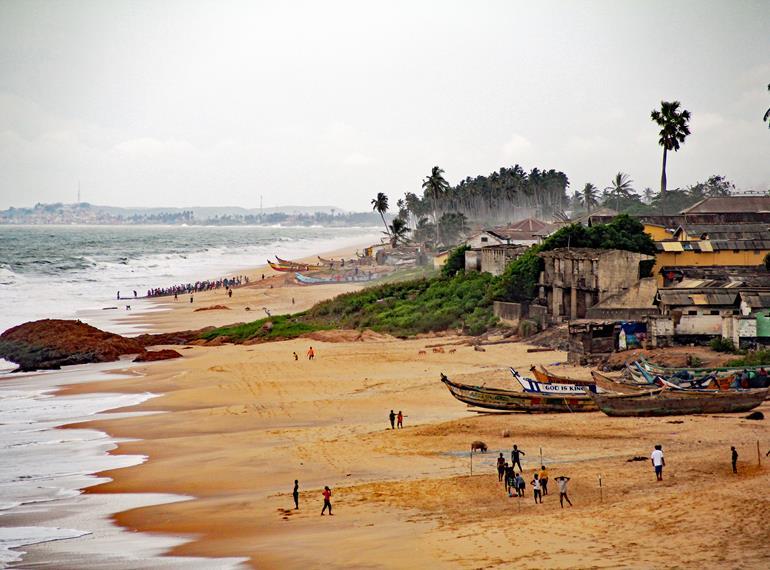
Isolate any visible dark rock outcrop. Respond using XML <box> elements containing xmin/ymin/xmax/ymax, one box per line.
<box><xmin>0</xmin><ymin>319</ymin><xmax>145</xmax><ymax>372</ymax></box>
<box><xmin>133</xmin><ymin>349</ymin><xmax>183</xmax><ymax>362</ymax></box>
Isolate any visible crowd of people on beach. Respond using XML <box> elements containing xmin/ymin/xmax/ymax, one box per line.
<box><xmin>144</xmin><ymin>274</ymin><xmax>249</xmax><ymax>298</ymax></box>
<box><xmin>496</xmin><ymin>446</ymin><xmax>573</xmax><ymax>508</ymax></box>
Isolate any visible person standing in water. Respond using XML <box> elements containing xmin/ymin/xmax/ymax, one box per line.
<box><xmin>321</xmin><ymin>486</ymin><xmax>333</xmax><ymax>515</ymax></box>
<box><xmin>293</xmin><ymin>480</ymin><xmax>299</xmax><ymax>509</ymax></box>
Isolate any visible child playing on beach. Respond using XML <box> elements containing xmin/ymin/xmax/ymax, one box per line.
<box><xmin>321</xmin><ymin>486</ymin><xmax>333</xmax><ymax>515</ymax></box>
<box><xmin>397</xmin><ymin>410</ymin><xmax>403</xmax><ymax>428</ymax></box>
<box><xmin>497</xmin><ymin>453</ymin><xmax>506</xmax><ymax>482</ymax></box>
<box><xmin>307</xmin><ymin>346</ymin><xmax>315</xmax><ymax>360</ymax></box>
<box><xmin>293</xmin><ymin>352</ymin><xmax>298</xmax><ymax>361</ymax></box>
<box><xmin>651</xmin><ymin>444</ymin><xmax>665</xmax><ymax>481</ymax></box>
<box><xmin>539</xmin><ymin>465</ymin><xmax>549</xmax><ymax>495</ymax></box>
<box><xmin>511</xmin><ymin>445</ymin><xmax>525</xmax><ymax>472</ymax></box>
<box><xmin>531</xmin><ymin>473</ymin><xmax>543</xmax><ymax>503</ymax></box>
<box><xmin>515</xmin><ymin>472</ymin><xmax>525</xmax><ymax>497</ymax></box>
<box><xmin>554</xmin><ymin>475</ymin><xmax>572</xmax><ymax>508</ymax></box>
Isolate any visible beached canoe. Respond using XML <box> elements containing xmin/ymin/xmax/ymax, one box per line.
<box><xmin>529</xmin><ymin>365</ymin><xmax>596</xmax><ymax>387</ymax></box>
<box><xmin>587</xmin><ymin>387</ymin><xmax>768</xmax><ymax>417</ymax></box>
<box><xmin>637</xmin><ymin>355</ymin><xmax>765</xmax><ymax>375</ymax></box>
<box><xmin>511</xmin><ymin>367</ymin><xmax>594</xmax><ymax>395</ymax></box>
<box><xmin>294</xmin><ymin>271</ymin><xmax>381</xmax><ymax>285</ymax></box>
<box><xmin>590</xmin><ymin>370</ymin><xmax>664</xmax><ymax>395</ymax></box>
<box><xmin>440</xmin><ymin>374</ymin><xmax>597</xmax><ymax>413</ymax></box>
<box><xmin>267</xmin><ymin>260</ymin><xmax>323</xmax><ymax>272</ymax></box>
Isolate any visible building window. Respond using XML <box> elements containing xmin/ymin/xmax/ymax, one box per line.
<box><xmin>687</xmin><ymin>310</ymin><xmax>697</xmax><ymax>315</ymax></box>
<box><xmin>481</xmin><ymin>237</ymin><xmax>488</xmax><ymax>243</ymax></box>
<box><xmin>709</xmin><ymin>310</ymin><xmax>719</xmax><ymax>316</ymax></box>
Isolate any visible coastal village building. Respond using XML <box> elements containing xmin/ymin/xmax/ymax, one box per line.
<box><xmin>465</xmin><ymin>218</ymin><xmax>554</xmax><ymax>273</ymax></box>
<box><xmin>537</xmin><ymin>248</ymin><xmax>654</xmax><ymax>321</ymax></box>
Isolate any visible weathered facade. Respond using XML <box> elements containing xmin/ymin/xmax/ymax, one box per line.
<box><xmin>480</xmin><ymin>244</ymin><xmax>527</xmax><ymax>276</ymax></box>
<box><xmin>538</xmin><ymin>248</ymin><xmax>654</xmax><ymax>321</ymax></box>
<box><xmin>568</xmin><ymin>320</ymin><xmax>618</xmax><ymax>365</ymax></box>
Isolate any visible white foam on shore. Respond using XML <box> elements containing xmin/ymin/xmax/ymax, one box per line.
<box><xmin>0</xmin><ymin>362</ymin><xmax>248</xmax><ymax>569</ymax></box>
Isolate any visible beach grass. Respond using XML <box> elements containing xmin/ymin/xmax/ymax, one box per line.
<box><xmin>201</xmin><ymin>313</ymin><xmax>330</xmax><ymax>342</ymax></box>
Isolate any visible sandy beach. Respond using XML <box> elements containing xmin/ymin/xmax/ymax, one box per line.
<box><xmin>42</xmin><ymin>264</ymin><xmax>770</xmax><ymax>569</ymax></box>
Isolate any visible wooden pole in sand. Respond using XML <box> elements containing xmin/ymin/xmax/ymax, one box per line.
<box><xmin>540</xmin><ymin>447</ymin><xmax>543</xmax><ymax>466</ymax></box>
<box><xmin>599</xmin><ymin>475</ymin><xmax>603</xmax><ymax>503</ymax></box>
<box><xmin>470</xmin><ymin>448</ymin><xmax>473</xmax><ymax>476</ymax></box>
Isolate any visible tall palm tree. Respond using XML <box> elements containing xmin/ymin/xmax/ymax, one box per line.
<box><xmin>580</xmin><ymin>183</ymin><xmax>599</xmax><ymax>213</ymax></box>
<box><xmin>371</xmin><ymin>192</ymin><xmax>390</xmax><ymax>238</ymax></box>
<box><xmin>604</xmin><ymin>173</ymin><xmax>634</xmax><ymax>211</ymax></box>
<box><xmin>388</xmin><ymin>217</ymin><xmax>410</xmax><ymax>247</ymax></box>
<box><xmin>421</xmin><ymin>166</ymin><xmax>449</xmax><ymax>244</ymax></box>
<box><xmin>651</xmin><ymin>101</ymin><xmax>691</xmax><ymax>193</ymax></box>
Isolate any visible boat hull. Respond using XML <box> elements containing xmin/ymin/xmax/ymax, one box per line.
<box><xmin>530</xmin><ymin>365</ymin><xmax>595</xmax><ymax>387</ymax></box>
<box><xmin>441</xmin><ymin>376</ymin><xmax>597</xmax><ymax>413</ymax></box>
<box><xmin>587</xmin><ymin>388</ymin><xmax>768</xmax><ymax>417</ymax></box>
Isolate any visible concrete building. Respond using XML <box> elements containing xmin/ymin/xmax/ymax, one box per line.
<box><xmin>537</xmin><ymin>248</ymin><xmax>654</xmax><ymax>321</ymax></box>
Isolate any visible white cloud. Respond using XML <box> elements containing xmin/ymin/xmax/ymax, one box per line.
<box><xmin>342</xmin><ymin>152</ymin><xmax>374</xmax><ymax>166</ymax></box>
<box><xmin>501</xmin><ymin>134</ymin><xmax>532</xmax><ymax>160</ymax></box>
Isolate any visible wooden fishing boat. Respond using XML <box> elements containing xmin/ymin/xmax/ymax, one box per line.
<box><xmin>295</xmin><ymin>271</ymin><xmax>382</xmax><ymax>285</ymax></box>
<box><xmin>529</xmin><ymin>365</ymin><xmax>596</xmax><ymax>387</ymax></box>
<box><xmin>317</xmin><ymin>255</ymin><xmax>359</xmax><ymax>266</ymax></box>
<box><xmin>440</xmin><ymin>374</ymin><xmax>597</xmax><ymax>413</ymax></box>
<box><xmin>590</xmin><ymin>371</ymin><xmax>663</xmax><ymax>395</ymax></box>
<box><xmin>637</xmin><ymin>356</ymin><xmax>765</xmax><ymax>375</ymax></box>
<box><xmin>268</xmin><ymin>260</ymin><xmax>323</xmax><ymax>272</ymax></box>
<box><xmin>587</xmin><ymin>387</ymin><xmax>768</xmax><ymax>417</ymax></box>
<box><xmin>511</xmin><ymin>367</ymin><xmax>593</xmax><ymax>395</ymax></box>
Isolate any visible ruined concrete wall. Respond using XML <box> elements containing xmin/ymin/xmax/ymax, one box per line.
<box><xmin>493</xmin><ymin>301</ymin><xmax>523</xmax><ymax>327</ymax></box>
<box><xmin>464</xmin><ymin>250</ymin><xmax>481</xmax><ymax>272</ymax></box>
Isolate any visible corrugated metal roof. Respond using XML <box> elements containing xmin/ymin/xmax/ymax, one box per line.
<box><xmin>681</xmin><ymin>196</ymin><xmax>770</xmax><ymax>214</ymax></box>
<box><xmin>660</xmin><ymin>241</ymin><xmax>684</xmax><ymax>252</ymax></box>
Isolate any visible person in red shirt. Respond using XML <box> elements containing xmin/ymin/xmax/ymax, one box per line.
<box><xmin>321</xmin><ymin>486</ymin><xmax>333</xmax><ymax>515</ymax></box>
<box><xmin>397</xmin><ymin>411</ymin><xmax>403</xmax><ymax>429</ymax></box>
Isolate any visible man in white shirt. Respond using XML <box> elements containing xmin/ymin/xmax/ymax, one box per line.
<box><xmin>651</xmin><ymin>444</ymin><xmax>665</xmax><ymax>481</ymax></box>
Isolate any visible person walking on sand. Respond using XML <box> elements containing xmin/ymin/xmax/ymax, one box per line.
<box><xmin>531</xmin><ymin>473</ymin><xmax>543</xmax><ymax>504</ymax></box>
<box><xmin>397</xmin><ymin>410</ymin><xmax>403</xmax><ymax>429</ymax></box>
<box><xmin>511</xmin><ymin>445</ymin><xmax>525</xmax><ymax>472</ymax></box>
<box><xmin>539</xmin><ymin>465</ymin><xmax>549</xmax><ymax>495</ymax></box>
<box><xmin>554</xmin><ymin>475</ymin><xmax>572</xmax><ymax>508</ymax></box>
<box><xmin>651</xmin><ymin>444</ymin><xmax>665</xmax><ymax>481</ymax></box>
<box><xmin>389</xmin><ymin>410</ymin><xmax>396</xmax><ymax>430</ymax></box>
<box><xmin>293</xmin><ymin>480</ymin><xmax>299</xmax><ymax>509</ymax></box>
<box><xmin>321</xmin><ymin>486</ymin><xmax>333</xmax><ymax>515</ymax></box>
<box><xmin>731</xmin><ymin>446</ymin><xmax>738</xmax><ymax>474</ymax></box>
<box><xmin>497</xmin><ymin>453</ymin><xmax>506</xmax><ymax>482</ymax></box>
<box><xmin>307</xmin><ymin>346</ymin><xmax>315</xmax><ymax>360</ymax></box>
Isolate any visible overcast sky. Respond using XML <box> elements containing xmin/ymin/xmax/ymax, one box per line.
<box><xmin>1</xmin><ymin>0</ymin><xmax>768</xmax><ymax>210</ymax></box>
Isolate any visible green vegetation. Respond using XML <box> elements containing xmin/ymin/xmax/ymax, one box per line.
<box><xmin>306</xmin><ymin>271</ymin><xmax>499</xmax><ymax>336</ymax></box>
<box><xmin>201</xmin><ymin>314</ymin><xmax>330</xmax><ymax>342</ymax></box>
<box><xmin>726</xmin><ymin>349</ymin><xmax>770</xmax><ymax>367</ymax></box>
<box><xmin>708</xmin><ymin>337</ymin><xmax>738</xmax><ymax>353</ymax></box>
<box><xmin>441</xmin><ymin>245</ymin><xmax>470</xmax><ymax>278</ymax></box>
<box><xmin>651</xmin><ymin>100</ymin><xmax>692</xmax><ymax>194</ymax></box>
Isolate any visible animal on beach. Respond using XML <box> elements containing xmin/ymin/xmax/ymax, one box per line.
<box><xmin>470</xmin><ymin>440</ymin><xmax>488</xmax><ymax>453</ymax></box>
<box><xmin>432</xmin><ymin>347</ymin><xmax>445</xmax><ymax>354</ymax></box>
<box><xmin>448</xmin><ymin>348</ymin><xmax>457</xmax><ymax>353</ymax></box>
<box><xmin>417</xmin><ymin>350</ymin><xmax>427</xmax><ymax>356</ymax></box>
<box><xmin>473</xmin><ymin>345</ymin><xmax>486</xmax><ymax>352</ymax></box>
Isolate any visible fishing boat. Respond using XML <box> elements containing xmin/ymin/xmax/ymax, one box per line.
<box><xmin>637</xmin><ymin>355</ymin><xmax>765</xmax><ymax>375</ymax></box>
<box><xmin>529</xmin><ymin>365</ymin><xmax>596</xmax><ymax>387</ymax></box>
<box><xmin>440</xmin><ymin>374</ymin><xmax>597</xmax><ymax>413</ymax></box>
<box><xmin>511</xmin><ymin>368</ymin><xmax>594</xmax><ymax>395</ymax></box>
<box><xmin>587</xmin><ymin>387</ymin><xmax>768</xmax><ymax>417</ymax></box>
<box><xmin>267</xmin><ymin>260</ymin><xmax>323</xmax><ymax>272</ymax></box>
<box><xmin>295</xmin><ymin>271</ymin><xmax>382</xmax><ymax>285</ymax></box>
<box><xmin>317</xmin><ymin>255</ymin><xmax>359</xmax><ymax>266</ymax></box>
<box><xmin>590</xmin><ymin>370</ymin><xmax>664</xmax><ymax>394</ymax></box>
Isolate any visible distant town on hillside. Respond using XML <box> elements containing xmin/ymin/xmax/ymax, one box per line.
<box><xmin>0</xmin><ymin>202</ymin><xmax>384</xmax><ymax>226</ymax></box>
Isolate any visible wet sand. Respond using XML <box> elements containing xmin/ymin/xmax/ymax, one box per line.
<box><xmin>60</xmin><ymin>332</ymin><xmax>770</xmax><ymax>568</ymax></box>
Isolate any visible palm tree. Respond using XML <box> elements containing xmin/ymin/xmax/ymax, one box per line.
<box><xmin>371</xmin><ymin>192</ymin><xmax>390</xmax><ymax>238</ymax></box>
<box><xmin>421</xmin><ymin>166</ymin><xmax>449</xmax><ymax>244</ymax></box>
<box><xmin>603</xmin><ymin>172</ymin><xmax>634</xmax><ymax>211</ymax></box>
<box><xmin>651</xmin><ymin>101</ymin><xmax>691</xmax><ymax>193</ymax></box>
<box><xmin>579</xmin><ymin>183</ymin><xmax>599</xmax><ymax>213</ymax></box>
<box><xmin>387</xmin><ymin>217</ymin><xmax>410</xmax><ymax>247</ymax></box>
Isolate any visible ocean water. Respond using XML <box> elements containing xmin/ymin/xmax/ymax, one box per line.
<box><xmin>0</xmin><ymin>224</ymin><xmax>381</xmax><ymax>338</ymax></box>
<box><xmin>0</xmin><ymin>224</ymin><xmax>378</xmax><ymax>566</ymax></box>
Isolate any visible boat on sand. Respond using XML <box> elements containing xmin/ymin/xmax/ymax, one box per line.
<box><xmin>440</xmin><ymin>374</ymin><xmax>597</xmax><ymax>413</ymax></box>
<box><xmin>587</xmin><ymin>387</ymin><xmax>768</xmax><ymax>417</ymax></box>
